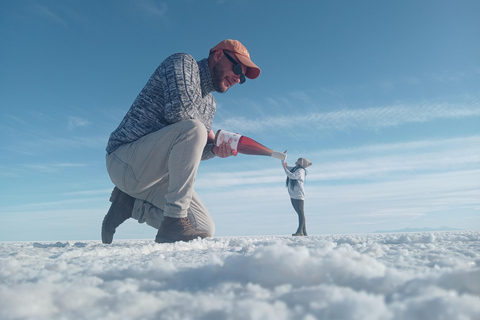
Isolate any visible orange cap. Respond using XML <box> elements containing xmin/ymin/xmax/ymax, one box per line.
<box><xmin>210</xmin><ymin>39</ymin><xmax>261</xmax><ymax>80</ymax></box>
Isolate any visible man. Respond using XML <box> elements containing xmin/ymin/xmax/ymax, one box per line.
<box><xmin>101</xmin><ymin>39</ymin><xmax>261</xmax><ymax>244</ymax></box>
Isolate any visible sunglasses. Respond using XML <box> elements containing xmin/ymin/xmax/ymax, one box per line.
<box><xmin>223</xmin><ymin>51</ymin><xmax>246</xmax><ymax>84</ymax></box>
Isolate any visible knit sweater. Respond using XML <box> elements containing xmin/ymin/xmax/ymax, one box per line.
<box><xmin>106</xmin><ymin>53</ymin><xmax>217</xmax><ymax>160</ymax></box>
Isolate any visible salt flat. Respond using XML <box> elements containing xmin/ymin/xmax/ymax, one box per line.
<box><xmin>1</xmin><ymin>231</ymin><xmax>479</xmax><ymax>320</ymax></box>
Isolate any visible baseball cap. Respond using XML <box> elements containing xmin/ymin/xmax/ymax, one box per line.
<box><xmin>210</xmin><ymin>39</ymin><xmax>261</xmax><ymax>80</ymax></box>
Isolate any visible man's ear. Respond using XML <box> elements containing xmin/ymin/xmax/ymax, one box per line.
<box><xmin>212</xmin><ymin>49</ymin><xmax>223</xmax><ymax>62</ymax></box>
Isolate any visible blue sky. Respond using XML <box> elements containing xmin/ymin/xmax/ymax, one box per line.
<box><xmin>1</xmin><ymin>0</ymin><xmax>479</xmax><ymax>241</ymax></box>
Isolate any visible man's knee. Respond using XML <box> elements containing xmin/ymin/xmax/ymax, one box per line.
<box><xmin>179</xmin><ymin>119</ymin><xmax>208</xmax><ymax>145</ymax></box>
<box><xmin>186</xmin><ymin>119</ymin><xmax>207</xmax><ymax>136</ymax></box>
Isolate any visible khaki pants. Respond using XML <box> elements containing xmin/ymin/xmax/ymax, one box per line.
<box><xmin>106</xmin><ymin>119</ymin><xmax>215</xmax><ymax>236</ymax></box>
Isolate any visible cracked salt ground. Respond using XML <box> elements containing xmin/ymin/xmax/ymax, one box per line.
<box><xmin>0</xmin><ymin>231</ymin><xmax>479</xmax><ymax>320</ymax></box>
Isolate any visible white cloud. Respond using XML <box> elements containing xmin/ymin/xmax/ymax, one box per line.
<box><xmin>34</xmin><ymin>4</ymin><xmax>67</xmax><ymax>26</ymax></box>
<box><xmin>194</xmin><ymin>135</ymin><xmax>480</xmax><ymax>233</ymax></box>
<box><xmin>5</xmin><ymin>135</ymin><xmax>108</xmax><ymax>155</ymax></box>
<box><xmin>309</xmin><ymin>136</ymin><xmax>480</xmax><ymax>181</ymax></box>
<box><xmin>216</xmin><ymin>99</ymin><xmax>480</xmax><ymax>134</ymax></box>
<box><xmin>68</xmin><ymin>116</ymin><xmax>91</xmax><ymax>130</ymax></box>
<box><xmin>198</xmin><ymin>168</ymin><xmax>479</xmax><ymax>234</ymax></box>
<box><xmin>60</xmin><ymin>189</ymin><xmax>112</xmax><ymax>197</ymax></box>
<box><xmin>0</xmin><ymin>193</ymin><xmax>107</xmax><ymax>213</ymax></box>
<box><xmin>21</xmin><ymin>162</ymin><xmax>87</xmax><ymax>174</ymax></box>
<box><xmin>137</xmin><ymin>0</ymin><xmax>168</xmax><ymax>18</ymax></box>
<box><xmin>306</xmin><ymin>169</ymin><xmax>480</xmax><ymax>231</ymax></box>
<box><xmin>197</xmin><ymin>135</ymin><xmax>480</xmax><ymax>188</ymax></box>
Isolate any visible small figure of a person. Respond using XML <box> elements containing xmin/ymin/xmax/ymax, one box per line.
<box><xmin>282</xmin><ymin>158</ymin><xmax>312</xmax><ymax>236</ymax></box>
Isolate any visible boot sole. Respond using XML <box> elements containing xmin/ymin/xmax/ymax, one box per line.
<box><xmin>155</xmin><ymin>236</ymin><xmax>174</xmax><ymax>244</ymax></box>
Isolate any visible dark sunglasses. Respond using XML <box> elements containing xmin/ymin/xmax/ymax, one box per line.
<box><xmin>223</xmin><ymin>51</ymin><xmax>246</xmax><ymax>84</ymax></box>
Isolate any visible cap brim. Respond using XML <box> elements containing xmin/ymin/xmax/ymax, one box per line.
<box><xmin>235</xmin><ymin>54</ymin><xmax>261</xmax><ymax>80</ymax></box>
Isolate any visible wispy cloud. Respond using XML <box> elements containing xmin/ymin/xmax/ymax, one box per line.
<box><xmin>34</xmin><ymin>4</ymin><xmax>67</xmax><ymax>26</ymax></box>
<box><xmin>137</xmin><ymin>0</ymin><xmax>168</xmax><ymax>18</ymax></box>
<box><xmin>60</xmin><ymin>189</ymin><xmax>112</xmax><ymax>197</ymax></box>
<box><xmin>21</xmin><ymin>162</ymin><xmax>87</xmax><ymax>174</ymax></box>
<box><xmin>308</xmin><ymin>135</ymin><xmax>480</xmax><ymax>181</ymax></box>
<box><xmin>197</xmin><ymin>168</ymin><xmax>479</xmax><ymax>235</ymax></box>
<box><xmin>4</xmin><ymin>135</ymin><xmax>109</xmax><ymax>156</ymax></box>
<box><xmin>0</xmin><ymin>165</ymin><xmax>22</xmax><ymax>178</ymax></box>
<box><xmin>216</xmin><ymin>99</ymin><xmax>480</xmax><ymax>134</ymax></box>
<box><xmin>0</xmin><ymin>189</ymin><xmax>110</xmax><ymax>212</ymax></box>
<box><xmin>197</xmin><ymin>135</ymin><xmax>480</xmax><ymax>188</ymax></box>
<box><xmin>313</xmin><ymin>169</ymin><xmax>480</xmax><ymax>217</ymax></box>
<box><xmin>68</xmin><ymin>116</ymin><xmax>91</xmax><ymax>130</ymax></box>
<box><xmin>0</xmin><ymin>162</ymin><xmax>89</xmax><ymax>177</ymax></box>
<box><xmin>196</xmin><ymin>134</ymin><xmax>479</xmax><ymax>234</ymax></box>
<box><xmin>201</xmin><ymin>170</ymin><xmax>480</xmax><ymax>214</ymax></box>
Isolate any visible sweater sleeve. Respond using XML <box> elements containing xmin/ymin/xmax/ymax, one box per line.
<box><xmin>201</xmin><ymin>142</ymin><xmax>216</xmax><ymax>160</ymax></box>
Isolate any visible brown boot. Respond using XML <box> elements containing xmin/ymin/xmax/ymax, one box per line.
<box><xmin>101</xmin><ymin>187</ymin><xmax>135</xmax><ymax>244</ymax></box>
<box><xmin>155</xmin><ymin>217</ymin><xmax>211</xmax><ymax>243</ymax></box>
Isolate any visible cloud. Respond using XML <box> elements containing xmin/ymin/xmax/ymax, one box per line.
<box><xmin>195</xmin><ymin>133</ymin><xmax>479</xmax><ymax>232</ymax></box>
<box><xmin>309</xmin><ymin>169</ymin><xmax>480</xmax><ymax>219</ymax></box>
<box><xmin>68</xmin><ymin>116</ymin><xmax>91</xmax><ymax>130</ymax></box>
<box><xmin>21</xmin><ymin>162</ymin><xmax>87</xmax><ymax>174</ymax></box>
<box><xmin>60</xmin><ymin>189</ymin><xmax>112</xmax><ymax>197</ymax></box>
<box><xmin>196</xmin><ymin>168</ymin><xmax>283</xmax><ymax>189</ymax></box>
<box><xmin>195</xmin><ymin>133</ymin><xmax>480</xmax><ymax>233</ymax></box>
<box><xmin>137</xmin><ymin>0</ymin><xmax>168</xmax><ymax>18</ymax></box>
<box><xmin>197</xmin><ymin>168</ymin><xmax>479</xmax><ymax>234</ymax></box>
<box><xmin>0</xmin><ymin>165</ymin><xmax>22</xmax><ymax>178</ymax></box>
<box><xmin>0</xmin><ymin>162</ymin><xmax>90</xmax><ymax>178</ymax></box>
<box><xmin>0</xmin><ymin>190</ymin><xmax>109</xmax><ymax>213</ymax></box>
<box><xmin>197</xmin><ymin>135</ymin><xmax>480</xmax><ymax>188</ymax></box>
<box><xmin>308</xmin><ymin>136</ymin><xmax>480</xmax><ymax>181</ymax></box>
<box><xmin>4</xmin><ymin>134</ymin><xmax>109</xmax><ymax>156</ymax></box>
<box><xmin>34</xmin><ymin>4</ymin><xmax>67</xmax><ymax>26</ymax></box>
<box><xmin>216</xmin><ymin>99</ymin><xmax>480</xmax><ymax>134</ymax></box>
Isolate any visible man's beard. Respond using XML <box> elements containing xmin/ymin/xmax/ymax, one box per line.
<box><xmin>212</xmin><ymin>63</ymin><xmax>228</xmax><ymax>93</ymax></box>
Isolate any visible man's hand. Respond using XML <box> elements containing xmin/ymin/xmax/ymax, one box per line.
<box><xmin>283</xmin><ymin>161</ymin><xmax>288</xmax><ymax>169</ymax></box>
<box><xmin>212</xmin><ymin>142</ymin><xmax>237</xmax><ymax>158</ymax></box>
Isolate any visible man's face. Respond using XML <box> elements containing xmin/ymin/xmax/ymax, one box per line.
<box><xmin>212</xmin><ymin>51</ymin><xmax>247</xmax><ymax>93</ymax></box>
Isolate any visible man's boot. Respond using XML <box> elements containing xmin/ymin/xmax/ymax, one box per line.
<box><xmin>155</xmin><ymin>217</ymin><xmax>211</xmax><ymax>243</ymax></box>
<box><xmin>101</xmin><ymin>187</ymin><xmax>135</xmax><ymax>244</ymax></box>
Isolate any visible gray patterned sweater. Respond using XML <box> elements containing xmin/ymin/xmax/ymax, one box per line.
<box><xmin>106</xmin><ymin>53</ymin><xmax>217</xmax><ymax>160</ymax></box>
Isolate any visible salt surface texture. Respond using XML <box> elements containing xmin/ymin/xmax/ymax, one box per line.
<box><xmin>1</xmin><ymin>231</ymin><xmax>479</xmax><ymax>320</ymax></box>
